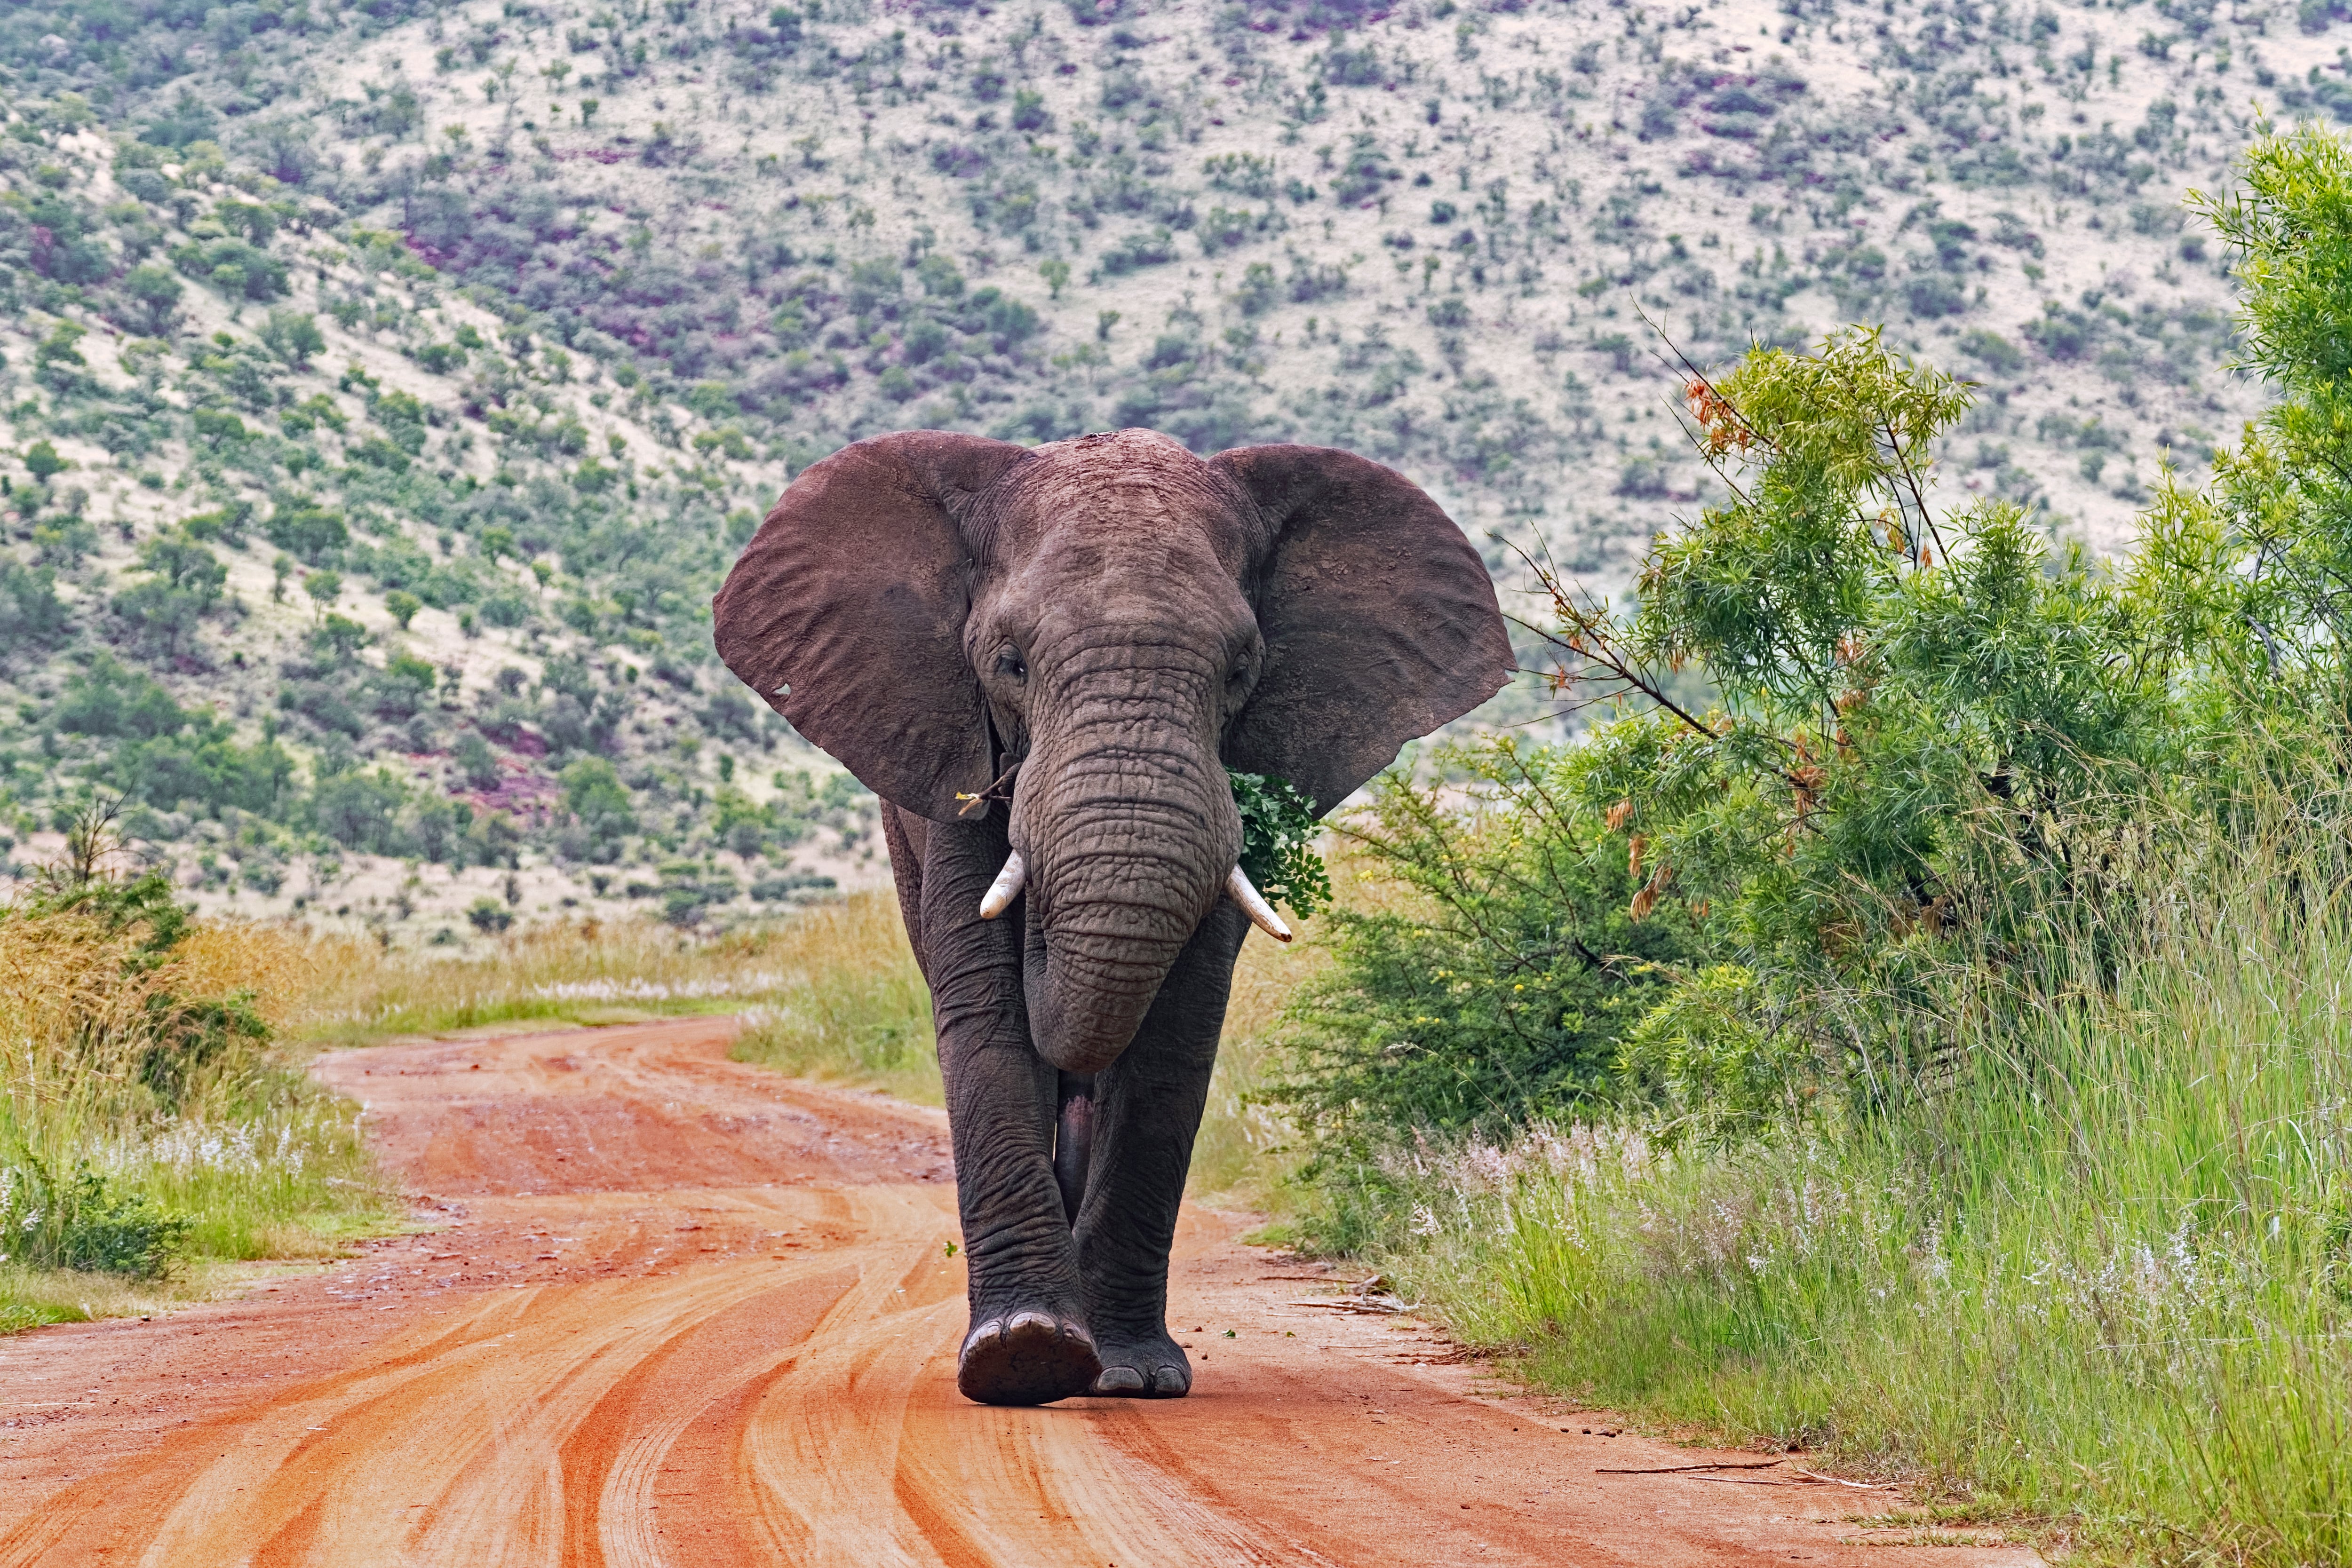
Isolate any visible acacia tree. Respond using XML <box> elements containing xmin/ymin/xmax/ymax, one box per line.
<box><xmin>1516</xmin><ymin>328</ymin><xmax>2175</xmax><ymax>1122</ymax></box>
<box><xmin>121</xmin><ymin>264</ymin><xmax>183</xmax><ymax>335</ymax></box>
<box><xmin>111</xmin><ymin>533</ymin><xmax>229</xmax><ymax>659</ymax></box>
<box><xmin>2135</xmin><ymin>124</ymin><xmax>2352</xmax><ymax>693</ymax></box>
<box><xmin>1272</xmin><ymin>127</ymin><xmax>2352</xmax><ymax>1145</ymax></box>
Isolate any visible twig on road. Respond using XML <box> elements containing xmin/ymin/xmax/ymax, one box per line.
<box><xmin>1792</xmin><ymin>1467</ymin><xmax>1890</xmax><ymax>1490</ymax></box>
<box><xmin>1596</xmin><ymin>1461</ymin><xmax>1785</xmax><ymax>1474</ymax></box>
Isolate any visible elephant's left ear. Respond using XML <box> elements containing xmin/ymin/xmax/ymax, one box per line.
<box><xmin>1211</xmin><ymin>443</ymin><xmax>1512</xmax><ymax>816</ymax></box>
<box><xmin>713</xmin><ymin>431</ymin><xmax>1033</xmax><ymax>821</ymax></box>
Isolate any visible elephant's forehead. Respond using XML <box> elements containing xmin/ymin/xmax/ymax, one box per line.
<box><xmin>998</xmin><ymin>524</ymin><xmax>1252</xmax><ymax>637</ymax></box>
<box><xmin>996</xmin><ymin>436</ymin><xmax>1251</xmax><ymax>563</ymax></box>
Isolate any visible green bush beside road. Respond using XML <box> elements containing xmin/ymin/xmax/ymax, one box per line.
<box><xmin>1254</xmin><ymin>127</ymin><xmax>2352</xmax><ymax>1563</ymax></box>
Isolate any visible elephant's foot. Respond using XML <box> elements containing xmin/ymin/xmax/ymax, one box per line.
<box><xmin>956</xmin><ymin>1310</ymin><xmax>1101</xmax><ymax>1407</ymax></box>
<box><xmin>1088</xmin><ymin>1331</ymin><xmax>1192</xmax><ymax>1398</ymax></box>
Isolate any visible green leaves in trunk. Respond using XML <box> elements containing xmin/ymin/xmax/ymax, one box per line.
<box><xmin>1229</xmin><ymin>769</ymin><xmax>1331</xmax><ymax>919</ymax></box>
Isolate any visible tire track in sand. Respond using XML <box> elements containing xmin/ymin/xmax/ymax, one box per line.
<box><xmin>0</xmin><ymin>1019</ymin><xmax>2042</xmax><ymax>1567</ymax></box>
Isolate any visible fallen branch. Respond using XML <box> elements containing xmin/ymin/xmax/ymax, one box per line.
<box><xmin>1595</xmin><ymin>1460</ymin><xmax>1784</xmax><ymax>1474</ymax></box>
<box><xmin>1792</xmin><ymin>1466</ymin><xmax>1889</xmax><ymax>1491</ymax></box>
<box><xmin>1287</xmin><ymin>1297</ymin><xmax>1413</xmax><ymax>1315</ymax></box>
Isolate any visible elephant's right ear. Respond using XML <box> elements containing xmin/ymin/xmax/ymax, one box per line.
<box><xmin>1214</xmin><ymin>443</ymin><xmax>1511</xmax><ymax>816</ymax></box>
<box><xmin>713</xmin><ymin>431</ymin><xmax>1033</xmax><ymax>822</ymax></box>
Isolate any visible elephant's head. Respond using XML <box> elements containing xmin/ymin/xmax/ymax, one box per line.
<box><xmin>713</xmin><ymin>428</ymin><xmax>1510</xmax><ymax>1074</ymax></box>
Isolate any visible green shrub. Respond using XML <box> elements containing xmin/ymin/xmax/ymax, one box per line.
<box><xmin>0</xmin><ymin>559</ymin><xmax>70</xmax><ymax>664</ymax></box>
<box><xmin>310</xmin><ymin>768</ymin><xmax>412</xmax><ymax>854</ymax></box>
<box><xmin>561</xmin><ymin>756</ymin><xmax>636</xmax><ymax>859</ymax></box>
<box><xmin>1095</xmin><ymin>227</ymin><xmax>1176</xmax><ymax>277</ymax></box>
<box><xmin>1349</xmin><ymin>800</ymin><xmax>2352</xmax><ymax>1568</ymax></box>
<box><xmin>1203</xmin><ymin>152</ymin><xmax>1275</xmax><ymax>198</ymax></box>
<box><xmin>168</xmin><ymin>237</ymin><xmax>288</xmax><ymax>300</ymax></box>
<box><xmin>1270</xmin><ymin>745</ymin><xmax>1699</xmax><ymax>1158</ymax></box>
<box><xmin>1957</xmin><ymin>327</ymin><xmax>2024</xmax><ymax>373</ymax></box>
<box><xmin>0</xmin><ymin>1158</ymin><xmax>191</xmax><ymax>1279</ymax></box>
<box><xmin>454</xmin><ymin>732</ymin><xmax>501</xmax><ymax>790</ymax></box>
<box><xmin>22</xmin><ymin>440</ymin><xmax>68</xmax><ymax>484</ymax></box>
<box><xmin>266</xmin><ymin>501</ymin><xmax>349</xmax><ymax>563</ymax></box>
<box><xmin>120</xmin><ymin>263</ymin><xmax>183</xmax><ymax>332</ymax></box>
<box><xmin>260</xmin><ymin>309</ymin><xmax>326</xmax><ymax>368</ymax></box>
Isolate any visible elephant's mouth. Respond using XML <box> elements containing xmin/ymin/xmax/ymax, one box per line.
<box><xmin>1001</xmin><ymin>848</ymin><xmax>1287</xmax><ymax>1077</ymax></box>
<box><xmin>978</xmin><ymin>849</ymin><xmax>1288</xmax><ymax>943</ymax></box>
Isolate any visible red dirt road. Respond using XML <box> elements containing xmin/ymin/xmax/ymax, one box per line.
<box><xmin>0</xmin><ymin>1019</ymin><xmax>2040</xmax><ymax>1566</ymax></box>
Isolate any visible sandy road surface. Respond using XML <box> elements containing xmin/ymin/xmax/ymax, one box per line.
<box><xmin>0</xmin><ymin>1019</ymin><xmax>2039</xmax><ymax>1566</ymax></box>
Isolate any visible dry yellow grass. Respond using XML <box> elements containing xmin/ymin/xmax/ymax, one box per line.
<box><xmin>1</xmin><ymin>914</ymin><xmax>372</xmax><ymax>1123</ymax></box>
<box><xmin>0</xmin><ymin>912</ymin><xmax>175</xmax><ymax>1106</ymax></box>
<box><xmin>296</xmin><ymin>910</ymin><xmax>856</xmax><ymax>1041</ymax></box>
<box><xmin>2</xmin><ymin>912</ymin><xmax>357</xmax><ymax>1091</ymax></box>
<box><xmin>175</xmin><ymin>922</ymin><xmax>355</xmax><ymax>1033</ymax></box>
<box><xmin>3</xmin><ymin>895</ymin><xmax>393</xmax><ymax>1326</ymax></box>
<box><xmin>727</xmin><ymin>893</ymin><xmax>939</xmax><ymax>1101</ymax></box>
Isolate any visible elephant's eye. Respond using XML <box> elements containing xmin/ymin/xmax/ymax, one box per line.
<box><xmin>1227</xmin><ymin>663</ymin><xmax>1250</xmax><ymax>689</ymax></box>
<box><xmin>996</xmin><ymin>647</ymin><xmax>1028</xmax><ymax>682</ymax></box>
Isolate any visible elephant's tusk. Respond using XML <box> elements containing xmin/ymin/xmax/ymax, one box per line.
<box><xmin>978</xmin><ymin>850</ymin><xmax>1026</xmax><ymax>919</ymax></box>
<box><xmin>1226</xmin><ymin>865</ymin><xmax>1293</xmax><ymax>943</ymax></box>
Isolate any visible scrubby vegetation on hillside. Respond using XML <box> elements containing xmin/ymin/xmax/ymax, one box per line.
<box><xmin>4</xmin><ymin>0</ymin><xmax>2347</xmax><ymax>927</ymax></box>
<box><xmin>1253</xmin><ymin>123</ymin><xmax>2352</xmax><ymax>1562</ymax></box>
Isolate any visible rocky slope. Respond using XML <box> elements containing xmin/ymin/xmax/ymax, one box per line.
<box><xmin>1</xmin><ymin>0</ymin><xmax>2341</xmax><ymax>936</ymax></box>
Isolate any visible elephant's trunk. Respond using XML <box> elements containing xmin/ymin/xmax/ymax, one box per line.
<box><xmin>1014</xmin><ymin>716</ymin><xmax>1240</xmax><ymax>1077</ymax></box>
<box><xmin>1024</xmin><ymin>915</ymin><xmax>1190</xmax><ymax>1075</ymax></box>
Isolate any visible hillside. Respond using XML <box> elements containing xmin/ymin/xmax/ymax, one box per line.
<box><xmin>1</xmin><ymin>0</ymin><xmax>2344</xmax><ymax>939</ymax></box>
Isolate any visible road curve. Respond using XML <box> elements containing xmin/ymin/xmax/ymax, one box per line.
<box><xmin>0</xmin><ymin>1019</ymin><xmax>2039</xmax><ymax>1567</ymax></box>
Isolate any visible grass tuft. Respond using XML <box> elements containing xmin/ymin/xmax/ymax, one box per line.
<box><xmin>725</xmin><ymin>893</ymin><xmax>940</xmax><ymax>1103</ymax></box>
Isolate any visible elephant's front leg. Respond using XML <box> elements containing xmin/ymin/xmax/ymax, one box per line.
<box><xmin>917</xmin><ymin>818</ymin><xmax>1103</xmax><ymax>1406</ymax></box>
<box><xmin>1073</xmin><ymin>902</ymin><xmax>1250</xmax><ymax>1397</ymax></box>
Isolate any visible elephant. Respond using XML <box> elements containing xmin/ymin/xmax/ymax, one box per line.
<box><xmin>712</xmin><ymin>428</ymin><xmax>1509</xmax><ymax>1406</ymax></box>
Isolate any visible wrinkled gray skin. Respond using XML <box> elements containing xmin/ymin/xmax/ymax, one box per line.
<box><xmin>714</xmin><ymin>428</ymin><xmax>1508</xmax><ymax>1405</ymax></box>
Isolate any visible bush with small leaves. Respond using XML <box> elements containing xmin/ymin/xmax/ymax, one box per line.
<box><xmin>23</xmin><ymin>440</ymin><xmax>67</xmax><ymax>484</ymax></box>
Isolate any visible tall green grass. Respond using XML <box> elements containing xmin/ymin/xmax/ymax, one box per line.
<box><xmin>2</xmin><ymin>884</ymin><xmax>391</xmax><ymax>1330</ymax></box>
<box><xmin>725</xmin><ymin>892</ymin><xmax>943</xmax><ymax>1104</ymax></box>
<box><xmin>1346</xmin><ymin>829</ymin><xmax>2352</xmax><ymax>1564</ymax></box>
